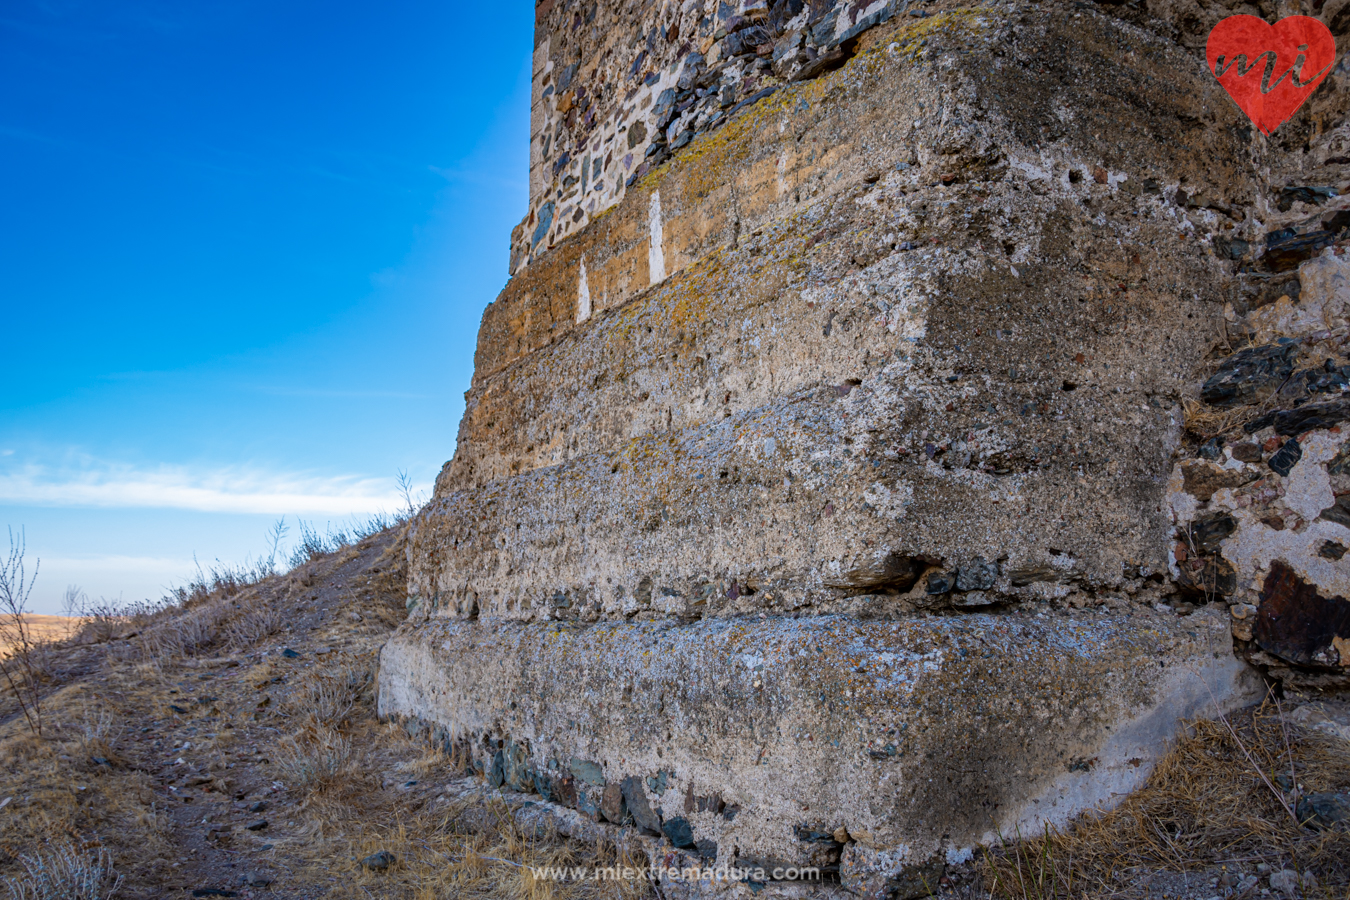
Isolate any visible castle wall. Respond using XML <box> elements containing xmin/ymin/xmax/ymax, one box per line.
<box><xmin>380</xmin><ymin>610</ymin><xmax>1254</xmax><ymax>875</ymax></box>
<box><xmin>384</xmin><ymin>1</ymin><xmax>1350</xmax><ymax>893</ymax></box>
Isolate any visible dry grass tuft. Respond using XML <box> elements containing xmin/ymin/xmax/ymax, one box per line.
<box><xmin>1</xmin><ymin>839</ymin><xmax>123</xmax><ymax>900</ymax></box>
<box><xmin>219</xmin><ymin>590</ymin><xmax>284</xmax><ymax>650</ymax></box>
<box><xmin>274</xmin><ymin>725</ymin><xmax>356</xmax><ymax>796</ymax></box>
<box><xmin>984</xmin><ymin>701</ymin><xmax>1350</xmax><ymax>899</ymax></box>
<box><xmin>65</xmin><ymin>701</ymin><xmax>124</xmax><ymax>766</ymax></box>
<box><xmin>131</xmin><ymin>601</ymin><xmax>229</xmax><ymax>660</ymax></box>
<box><xmin>1180</xmin><ymin>395</ymin><xmax>1268</xmax><ymax>441</ymax></box>
<box><xmin>285</xmin><ymin>661</ymin><xmax>373</xmax><ymax>730</ymax></box>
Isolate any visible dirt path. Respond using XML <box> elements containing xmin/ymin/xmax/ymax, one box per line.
<box><xmin>0</xmin><ymin>531</ymin><xmax>438</xmax><ymax>898</ymax></box>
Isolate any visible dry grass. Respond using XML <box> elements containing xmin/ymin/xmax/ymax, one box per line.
<box><xmin>63</xmin><ymin>702</ymin><xmax>124</xmax><ymax>766</ymax></box>
<box><xmin>274</xmin><ymin>725</ymin><xmax>356</xmax><ymax>795</ymax></box>
<box><xmin>218</xmin><ymin>590</ymin><xmax>284</xmax><ymax>649</ymax></box>
<box><xmin>1182</xmin><ymin>326</ymin><xmax>1350</xmax><ymax>442</ymax></box>
<box><xmin>0</xmin><ymin>680</ymin><xmax>177</xmax><ymax>889</ymax></box>
<box><xmin>1180</xmin><ymin>394</ymin><xmax>1269</xmax><ymax>441</ymax></box>
<box><xmin>126</xmin><ymin>583</ymin><xmax>288</xmax><ymax>662</ymax></box>
<box><xmin>258</xmin><ymin>677</ymin><xmax>656</xmax><ymax>900</ymax></box>
<box><xmin>284</xmin><ymin>661</ymin><xmax>373</xmax><ymax>730</ymax></box>
<box><xmin>984</xmin><ymin>700</ymin><xmax>1350</xmax><ymax>899</ymax></box>
<box><xmin>1</xmin><ymin>839</ymin><xmax>123</xmax><ymax>900</ymax></box>
<box><xmin>309</xmin><ymin>784</ymin><xmax>653</xmax><ymax>900</ymax></box>
<box><xmin>129</xmin><ymin>601</ymin><xmax>230</xmax><ymax>660</ymax></box>
<box><xmin>0</xmin><ymin>617</ymin><xmax>81</xmax><ymax>657</ymax></box>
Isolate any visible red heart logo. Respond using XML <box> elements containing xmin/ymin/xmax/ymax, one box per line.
<box><xmin>1206</xmin><ymin>15</ymin><xmax>1337</xmax><ymax>135</ymax></box>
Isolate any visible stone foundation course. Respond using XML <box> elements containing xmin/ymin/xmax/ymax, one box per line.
<box><xmin>379</xmin><ymin>609</ymin><xmax>1258</xmax><ymax>892</ymax></box>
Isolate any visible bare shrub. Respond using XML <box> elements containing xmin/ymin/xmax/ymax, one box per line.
<box><xmin>158</xmin><ymin>522</ymin><xmax>294</xmax><ymax>615</ymax></box>
<box><xmin>287</xmin><ymin>663</ymin><xmax>372</xmax><ymax>730</ymax></box>
<box><xmin>1</xmin><ymin>840</ymin><xmax>123</xmax><ymax>900</ymax></box>
<box><xmin>290</xmin><ymin>520</ymin><xmax>328</xmax><ymax>567</ymax></box>
<box><xmin>69</xmin><ymin>702</ymin><xmax>124</xmax><ymax>763</ymax></box>
<box><xmin>134</xmin><ymin>601</ymin><xmax>229</xmax><ymax>660</ymax></box>
<box><xmin>287</xmin><ymin>512</ymin><xmax>399</xmax><ymax>569</ymax></box>
<box><xmin>396</xmin><ymin>468</ymin><xmax>428</xmax><ymax>521</ymax></box>
<box><xmin>130</xmin><ymin>572</ymin><xmax>281</xmax><ymax>661</ymax></box>
<box><xmin>259</xmin><ymin>517</ymin><xmax>289</xmax><ymax>579</ymax></box>
<box><xmin>221</xmin><ymin>594</ymin><xmax>284</xmax><ymax>650</ymax></box>
<box><xmin>0</xmin><ymin>528</ymin><xmax>44</xmax><ymax>736</ymax></box>
<box><xmin>275</xmin><ymin>726</ymin><xmax>353</xmax><ymax>794</ymax></box>
<box><xmin>62</xmin><ymin>587</ymin><xmax>132</xmax><ymax>645</ymax></box>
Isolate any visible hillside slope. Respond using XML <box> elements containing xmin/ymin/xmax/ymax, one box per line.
<box><xmin>0</xmin><ymin>529</ymin><xmax>645</xmax><ymax>900</ymax></box>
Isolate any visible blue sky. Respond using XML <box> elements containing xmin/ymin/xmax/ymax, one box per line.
<box><xmin>0</xmin><ymin>1</ymin><xmax>533</xmax><ymax>613</ymax></box>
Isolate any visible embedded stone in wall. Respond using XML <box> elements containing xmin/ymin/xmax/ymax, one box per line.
<box><xmin>1254</xmin><ymin>561</ymin><xmax>1350</xmax><ymax>669</ymax></box>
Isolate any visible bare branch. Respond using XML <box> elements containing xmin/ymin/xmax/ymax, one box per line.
<box><xmin>0</xmin><ymin>526</ymin><xmax>44</xmax><ymax>736</ymax></box>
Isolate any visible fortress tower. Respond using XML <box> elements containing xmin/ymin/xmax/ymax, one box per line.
<box><xmin>380</xmin><ymin>1</ymin><xmax>1350</xmax><ymax>893</ymax></box>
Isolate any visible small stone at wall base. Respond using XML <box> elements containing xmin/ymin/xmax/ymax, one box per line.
<box><xmin>662</xmin><ymin>816</ymin><xmax>696</xmax><ymax>849</ymax></box>
<box><xmin>600</xmin><ymin>782</ymin><xmax>630</xmax><ymax>825</ymax></box>
<box><xmin>621</xmin><ymin>776</ymin><xmax>662</xmax><ymax>836</ymax></box>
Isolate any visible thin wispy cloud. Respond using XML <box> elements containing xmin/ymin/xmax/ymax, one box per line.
<box><xmin>0</xmin><ymin>456</ymin><xmax>414</xmax><ymax>515</ymax></box>
<box><xmin>41</xmin><ymin>553</ymin><xmax>193</xmax><ymax>572</ymax></box>
<box><xmin>91</xmin><ymin>369</ymin><xmax>432</xmax><ymax>400</ymax></box>
<box><xmin>39</xmin><ymin>553</ymin><xmax>195</xmax><ymax>588</ymax></box>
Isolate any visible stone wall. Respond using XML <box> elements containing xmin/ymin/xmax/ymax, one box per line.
<box><xmin>383</xmin><ymin>0</ymin><xmax>1350</xmax><ymax>894</ymax></box>
<box><xmin>512</xmin><ymin>0</ymin><xmax>902</xmax><ymax>276</ymax></box>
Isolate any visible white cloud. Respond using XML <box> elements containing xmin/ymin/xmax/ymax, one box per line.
<box><xmin>0</xmin><ymin>457</ymin><xmax>416</xmax><ymax>515</ymax></box>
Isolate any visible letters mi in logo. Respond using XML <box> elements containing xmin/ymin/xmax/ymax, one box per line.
<box><xmin>1207</xmin><ymin>15</ymin><xmax>1337</xmax><ymax>135</ymax></box>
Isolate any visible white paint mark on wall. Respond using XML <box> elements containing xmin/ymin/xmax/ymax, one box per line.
<box><xmin>577</xmin><ymin>257</ymin><xmax>592</xmax><ymax>323</ymax></box>
<box><xmin>649</xmin><ymin>190</ymin><xmax>666</xmax><ymax>285</ymax></box>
